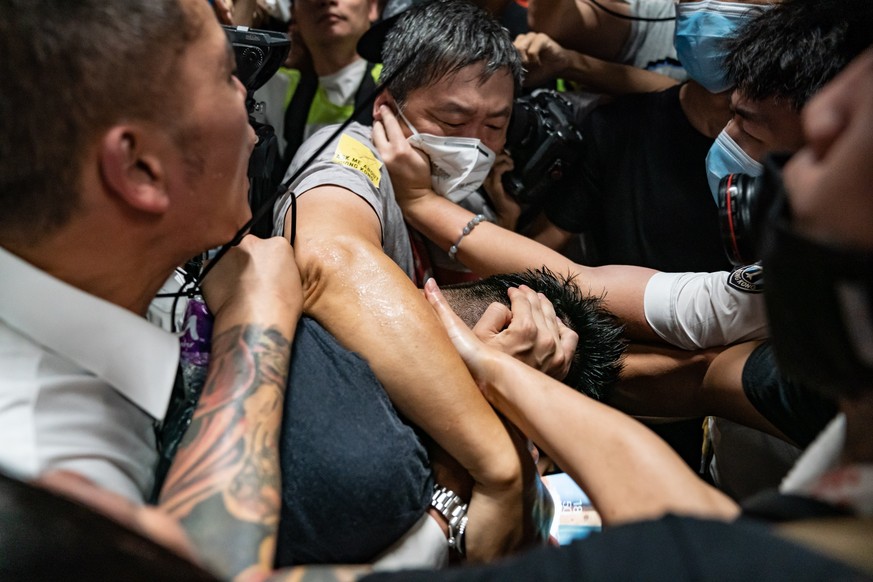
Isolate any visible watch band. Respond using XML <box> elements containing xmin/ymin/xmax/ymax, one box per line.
<box><xmin>431</xmin><ymin>484</ymin><xmax>469</xmax><ymax>556</ymax></box>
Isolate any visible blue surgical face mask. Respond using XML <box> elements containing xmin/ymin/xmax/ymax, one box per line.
<box><xmin>706</xmin><ymin>127</ymin><xmax>763</xmax><ymax>203</ymax></box>
<box><xmin>674</xmin><ymin>0</ymin><xmax>765</xmax><ymax>93</ymax></box>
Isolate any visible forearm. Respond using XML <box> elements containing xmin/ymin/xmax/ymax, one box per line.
<box><xmin>429</xmin><ymin>416</ymin><xmax>553</xmax><ymax>548</ymax></box>
<box><xmin>158</xmin><ymin>298</ymin><xmax>299</xmax><ymax>580</ymax></box>
<box><xmin>561</xmin><ymin>51</ymin><xmax>679</xmax><ymax>96</ymax></box>
<box><xmin>230</xmin><ymin>0</ymin><xmax>257</xmax><ymax>26</ymax></box>
<box><xmin>482</xmin><ymin>350</ymin><xmax>740</xmax><ymax>525</ymax></box>
<box><xmin>701</xmin><ymin>341</ymin><xmax>789</xmax><ymax>441</ymax></box>
<box><xmin>401</xmin><ymin>193</ymin><xmax>661</xmax><ymax>340</ymax></box>
<box><xmin>609</xmin><ymin>343</ymin><xmax>723</xmax><ymax>418</ymax></box>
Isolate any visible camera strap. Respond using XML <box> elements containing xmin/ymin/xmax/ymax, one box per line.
<box><xmin>185</xmin><ymin>55</ymin><xmax>415</xmax><ymax>296</ymax></box>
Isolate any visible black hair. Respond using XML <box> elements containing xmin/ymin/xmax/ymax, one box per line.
<box><xmin>380</xmin><ymin>0</ymin><xmax>524</xmax><ymax>105</ymax></box>
<box><xmin>725</xmin><ymin>0</ymin><xmax>873</xmax><ymax>110</ymax></box>
<box><xmin>0</xmin><ymin>0</ymin><xmax>198</xmax><ymax>244</ymax></box>
<box><xmin>443</xmin><ymin>268</ymin><xmax>626</xmax><ymax>401</ymax></box>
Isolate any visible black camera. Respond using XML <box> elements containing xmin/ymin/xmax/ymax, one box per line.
<box><xmin>222</xmin><ymin>26</ymin><xmax>290</xmax><ymax>237</ymax></box>
<box><xmin>717</xmin><ymin>153</ymin><xmax>792</xmax><ymax>266</ymax></box>
<box><xmin>502</xmin><ymin>90</ymin><xmax>585</xmax><ymax>205</ymax></box>
<box><xmin>223</xmin><ymin>25</ymin><xmax>290</xmax><ymax>97</ymax></box>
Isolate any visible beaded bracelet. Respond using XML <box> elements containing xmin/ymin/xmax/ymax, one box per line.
<box><xmin>448</xmin><ymin>214</ymin><xmax>487</xmax><ymax>261</ymax></box>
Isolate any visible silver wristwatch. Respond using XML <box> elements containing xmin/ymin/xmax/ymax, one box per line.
<box><xmin>431</xmin><ymin>484</ymin><xmax>469</xmax><ymax>556</ymax></box>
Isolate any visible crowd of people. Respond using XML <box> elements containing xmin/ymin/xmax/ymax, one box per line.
<box><xmin>1</xmin><ymin>0</ymin><xmax>872</xmax><ymax>580</ymax></box>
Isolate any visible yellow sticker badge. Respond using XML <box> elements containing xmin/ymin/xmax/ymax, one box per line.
<box><xmin>332</xmin><ymin>134</ymin><xmax>382</xmax><ymax>187</ymax></box>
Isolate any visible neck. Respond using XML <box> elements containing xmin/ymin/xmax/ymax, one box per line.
<box><xmin>310</xmin><ymin>46</ymin><xmax>362</xmax><ymax>77</ymax></box>
<box><xmin>6</xmin><ymin>229</ymin><xmax>186</xmax><ymax>317</ymax></box>
<box><xmin>680</xmin><ymin>80</ymin><xmax>732</xmax><ymax>139</ymax></box>
<box><xmin>841</xmin><ymin>392</ymin><xmax>873</xmax><ymax>464</ymax></box>
<box><xmin>437</xmin><ymin>287</ymin><xmax>487</xmax><ymax>329</ymax></box>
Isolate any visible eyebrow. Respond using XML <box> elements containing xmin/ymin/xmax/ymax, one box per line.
<box><xmin>732</xmin><ymin>102</ymin><xmax>765</xmax><ymax>124</ymax></box>
<box><xmin>433</xmin><ymin>101</ymin><xmax>512</xmax><ymax>119</ymax></box>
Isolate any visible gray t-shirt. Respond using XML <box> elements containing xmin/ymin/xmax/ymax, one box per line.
<box><xmin>273</xmin><ymin>122</ymin><xmax>415</xmax><ymax>279</ymax></box>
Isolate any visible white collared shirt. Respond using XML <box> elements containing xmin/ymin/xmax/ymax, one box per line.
<box><xmin>0</xmin><ymin>246</ymin><xmax>178</xmax><ymax>503</ymax></box>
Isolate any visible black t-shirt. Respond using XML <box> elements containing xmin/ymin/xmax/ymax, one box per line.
<box><xmin>275</xmin><ymin>317</ymin><xmax>433</xmax><ymax>566</ymax></box>
<box><xmin>544</xmin><ymin>84</ymin><xmax>732</xmax><ymax>273</ymax></box>
<box><xmin>364</xmin><ymin>514</ymin><xmax>867</xmax><ymax>582</ymax></box>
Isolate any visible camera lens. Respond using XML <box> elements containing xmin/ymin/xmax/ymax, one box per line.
<box><xmin>718</xmin><ymin>172</ymin><xmax>759</xmax><ymax>266</ymax></box>
<box><xmin>717</xmin><ymin>153</ymin><xmax>792</xmax><ymax>266</ymax></box>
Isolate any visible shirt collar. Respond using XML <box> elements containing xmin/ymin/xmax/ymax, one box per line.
<box><xmin>0</xmin><ymin>246</ymin><xmax>179</xmax><ymax>420</ymax></box>
<box><xmin>320</xmin><ymin>58</ymin><xmax>369</xmax><ymax>107</ymax></box>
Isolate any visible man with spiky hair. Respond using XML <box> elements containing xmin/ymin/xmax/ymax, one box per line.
<box><xmin>443</xmin><ymin>269</ymin><xmax>625</xmax><ymax>401</ymax></box>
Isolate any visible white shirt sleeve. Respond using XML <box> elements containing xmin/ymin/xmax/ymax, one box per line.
<box><xmin>643</xmin><ymin>270</ymin><xmax>769</xmax><ymax>350</ymax></box>
<box><xmin>371</xmin><ymin>513</ymin><xmax>448</xmax><ymax>571</ymax></box>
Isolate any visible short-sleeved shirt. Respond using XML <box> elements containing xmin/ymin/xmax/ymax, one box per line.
<box><xmin>644</xmin><ymin>265</ymin><xmax>768</xmax><ymax>350</ymax></box>
<box><xmin>273</xmin><ymin>122</ymin><xmax>415</xmax><ymax>279</ymax></box>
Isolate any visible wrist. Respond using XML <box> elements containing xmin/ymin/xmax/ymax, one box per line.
<box><xmin>476</xmin><ymin>350</ymin><xmax>514</xmax><ymax>404</ymax></box>
<box><xmin>430</xmin><ymin>484</ymin><xmax>469</xmax><ymax>557</ymax></box>
<box><xmin>211</xmin><ymin>292</ymin><xmax>301</xmax><ymax>334</ymax></box>
<box><xmin>567</xmin><ymin>51</ymin><xmax>592</xmax><ymax>83</ymax></box>
<box><xmin>398</xmin><ymin>183</ymin><xmax>442</xmax><ymax>212</ymax></box>
<box><xmin>479</xmin><ymin>353</ymin><xmax>530</xmax><ymax>435</ymax></box>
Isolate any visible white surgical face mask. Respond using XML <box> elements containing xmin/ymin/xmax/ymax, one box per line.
<box><xmin>398</xmin><ymin>109</ymin><xmax>495</xmax><ymax>203</ymax></box>
<box><xmin>705</xmin><ymin>127</ymin><xmax>764</xmax><ymax>204</ymax></box>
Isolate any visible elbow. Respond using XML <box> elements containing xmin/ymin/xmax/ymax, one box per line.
<box><xmin>487</xmin><ymin>454</ymin><xmax>524</xmax><ymax>493</ymax></box>
<box><xmin>294</xmin><ymin>234</ymin><xmax>383</xmax><ymax>305</ymax></box>
<box><xmin>475</xmin><ymin>432</ymin><xmax>527</xmax><ymax>495</ymax></box>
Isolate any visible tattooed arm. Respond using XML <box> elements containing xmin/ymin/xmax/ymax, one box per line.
<box><xmin>159</xmin><ymin>236</ymin><xmax>303</xmax><ymax>581</ymax></box>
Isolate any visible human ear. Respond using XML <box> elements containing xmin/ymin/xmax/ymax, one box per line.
<box><xmin>99</xmin><ymin>126</ymin><xmax>170</xmax><ymax>215</ymax></box>
<box><xmin>372</xmin><ymin>90</ymin><xmax>397</xmax><ymax>120</ymax></box>
<box><xmin>368</xmin><ymin>0</ymin><xmax>379</xmax><ymax>23</ymax></box>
